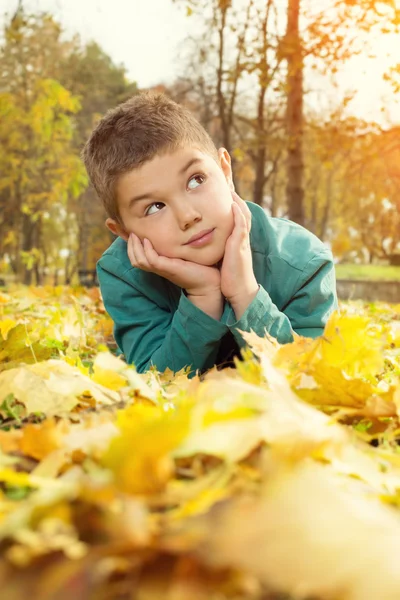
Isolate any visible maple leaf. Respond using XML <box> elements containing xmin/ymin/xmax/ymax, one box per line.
<box><xmin>191</xmin><ymin>458</ymin><xmax>400</xmax><ymax>600</ymax></box>
<box><xmin>102</xmin><ymin>403</ymin><xmax>190</xmax><ymax>495</ymax></box>
<box><xmin>0</xmin><ymin>319</ymin><xmax>19</xmax><ymax>341</ymax></box>
<box><xmin>1</xmin><ymin>286</ymin><xmax>400</xmax><ymax>600</ymax></box>
<box><xmin>0</xmin><ymin>360</ymin><xmax>120</xmax><ymax>417</ymax></box>
<box><xmin>0</xmin><ymin>324</ymin><xmax>54</xmax><ymax>371</ymax></box>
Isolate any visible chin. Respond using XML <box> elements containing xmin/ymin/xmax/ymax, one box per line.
<box><xmin>193</xmin><ymin>248</ymin><xmax>224</xmax><ymax>267</ymax></box>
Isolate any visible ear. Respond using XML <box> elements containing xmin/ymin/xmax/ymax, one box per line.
<box><xmin>105</xmin><ymin>218</ymin><xmax>129</xmax><ymax>242</ymax></box>
<box><xmin>218</xmin><ymin>147</ymin><xmax>234</xmax><ymax>191</ymax></box>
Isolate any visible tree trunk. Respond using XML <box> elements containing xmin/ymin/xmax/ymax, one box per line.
<box><xmin>33</xmin><ymin>262</ymin><xmax>42</xmax><ymax>286</ymax></box>
<box><xmin>253</xmin><ymin>146</ymin><xmax>266</xmax><ymax>206</ymax></box>
<box><xmin>65</xmin><ymin>251</ymin><xmax>77</xmax><ymax>285</ymax></box>
<box><xmin>216</xmin><ymin>1</ymin><xmax>230</xmax><ymax>153</ymax></box>
<box><xmin>319</xmin><ymin>171</ymin><xmax>333</xmax><ymax>240</ymax></box>
<box><xmin>78</xmin><ymin>190</ymin><xmax>91</xmax><ymax>275</ymax></box>
<box><xmin>215</xmin><ymin>0</ymin><xmax>251</xmax><ymax>191</ymax></box>
<box><xmin>22</xmin><ymin>213</ymin><xmax>33</xmax><ymax>286</ymax></box>
<box><xmin>252</xmin><ymin>0</ymin><xmax>272</xmax><ymax>207</ymax></box>
<box><xmin>285</xmin><ymin>0</ymin><xmax>305</xmax><ymax>226</ymax></box>
<box><xmin>271</xmin><ymin>175</ymin><xmax>278</xmax><ymax>217</ymax></box>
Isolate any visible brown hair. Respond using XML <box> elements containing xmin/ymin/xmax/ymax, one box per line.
<box><xmin>82</xmin><ymin>91</ymin><xmax>219</xmax><ymax>222</ymax></box>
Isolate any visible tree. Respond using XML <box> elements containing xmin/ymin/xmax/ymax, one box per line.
<box><xmin>61</xmin><ymin>42</ymin><xmax>137</xmax><ymax>278</ymax></box>
<box><xmin>0</xmin><ymin>10</ymin><xmax>86</xmax><ymax>284</ymax></box>
<box><xmin>175</xmin><ymin>0</ymin><xmax>288</xmax><ymax>206</ymax></box>
<box><xmin>283</xmin><ymin>0</ymin><xmax>304</xmax><ymax>225</ymax></box>
<box><xmin>335</xmin><ymin>125</ymin><xmax>400</xmax><ymax>263</ymax></box>
<box><xmin>0</xmin><ymin>9</ymin><xmax>137</xmax><ymax>283</ymax></box>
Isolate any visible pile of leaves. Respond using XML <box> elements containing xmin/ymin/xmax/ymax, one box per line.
<box><xmin>0</xmin><ymin>285</ymin><xmax>400</xmax><ymax>600</ymax></box>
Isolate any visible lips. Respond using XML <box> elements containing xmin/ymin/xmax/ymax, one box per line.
<box><xmin>185</xmin><ymin>228</ymin><xmax>215</xmax><ymax>245</ymax></box>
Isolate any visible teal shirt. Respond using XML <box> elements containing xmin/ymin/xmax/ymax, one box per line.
<box><xmin>97</xmin><ymin>201</ymin><xmax>338</xmax><ymax>376</ymax></box>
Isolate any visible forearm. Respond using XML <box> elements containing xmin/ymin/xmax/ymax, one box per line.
<box><xmin>118</xmin><ymin>291</ymin><xmax>229</xmax><ymax>376</ymax></box>
<box><xmin>98</xmin><ymin>264</ymin><xmax>228</xmax><ymax>378</ymax></box>
<box><xmin>138</xmin><ymin>292</ymin><xmax>228</xmax><ymax>375</ymax></box>
<box><xmin>225</xmin><ymin>286</ymin><xmax>295</xmax><ymax>347</ymax></box>
<box><xmin>225</xmin><ymin>268</ymin><xmax>337</xmax><ymax>348</ymax></box>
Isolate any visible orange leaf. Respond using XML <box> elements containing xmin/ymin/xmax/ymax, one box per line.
<box><xmin>20</xmin><ymin>418</ymin><xmax>66</xmax><ymax>460</ymax></box>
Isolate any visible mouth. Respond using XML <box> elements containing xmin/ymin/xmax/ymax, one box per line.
<box><xmin>184</xmin><ymin>228</ymin><xmax>215</xmax><ymax>247</ymax></box>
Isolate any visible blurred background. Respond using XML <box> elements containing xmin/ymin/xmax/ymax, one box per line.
<box><xmin>1</xmin><ymin>0</ymin><xmax>400</xmax><ymax>297</ymax></box>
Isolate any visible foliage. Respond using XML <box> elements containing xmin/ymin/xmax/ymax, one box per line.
<box><xmin>0</xmin><ymin>10</ymin><xmax>136</xmax><ymax>285</ymax></box>
<box><xmin>0</xmin><ymin>12</ymin><xmax>85</xmax><ymax>284</ymax></box>
<box><xmin>2</xmin><ymin>2</ymin><xmax>400</xmax><ymax>283</ymax></box>
<box><xmin>0</xmin><ymin>286</ymin><xmax>400</xmax><ymax>599</ymax></box>
<box><xmin>335</xmin><ymin>264</ymin><xmax>400</xmax><ymax>281</ymax></box>
<box><xmin>173</xmin><ymin>0</ymin><xmax>400</xmax><ymax>254</ymax></box>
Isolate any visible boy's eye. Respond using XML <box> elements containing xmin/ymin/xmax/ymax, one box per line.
<box><xmin>187</xmin><ymin>174</ymin><xmax>206</xmax><ymax>190</ymax></box>
<box><xmin>145</xmin><ymin>202</ymin><xmax>165</xmax><ymax>216</ymax></box>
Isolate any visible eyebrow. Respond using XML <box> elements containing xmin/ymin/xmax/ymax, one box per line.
<box><xmin>128</xmin><ymin>157</ymin><xmax>204</xmax><ymax>209</ymax></box>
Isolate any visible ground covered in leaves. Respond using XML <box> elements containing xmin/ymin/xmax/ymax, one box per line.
<box><xmin>0</xmin><ymin>285</ymin><xmax>400</xmax><ymax>600</ymax></box>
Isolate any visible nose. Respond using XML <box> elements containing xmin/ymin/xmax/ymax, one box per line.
<box><xmin>174</xmin><ymin>203</ymin><xmax>202</xmax><ymax>230</ymax></box>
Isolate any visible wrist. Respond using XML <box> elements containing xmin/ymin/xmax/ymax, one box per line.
<box><xmin>185</xmin><ymin>285</ymin><xmax>221</xmax><ymax>297</ymax></box>
<box><xmin>228</xmin><ymin>282</ymin><xmax>259</xmax><ymax>320</ymax></box>
<box><xmin>186</xmin><ymin>291</ymin><xmax>224</xmax><ymax>321</ymax></box>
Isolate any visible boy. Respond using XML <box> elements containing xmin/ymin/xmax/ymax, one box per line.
<box><xmin>82</xmin><ymin>92</ymin><xmax>338</xmax><ymax>377</ymax></box>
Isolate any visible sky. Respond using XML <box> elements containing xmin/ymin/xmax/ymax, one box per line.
<box><xmin>2</xmin><ymin>0</ymin><xmax>195</xmax><ymax>86</ymax></box>
<box><xmin>2</xmin><ymin>0</ymin><xmax>400</xmax><ymax>126</ymax></box>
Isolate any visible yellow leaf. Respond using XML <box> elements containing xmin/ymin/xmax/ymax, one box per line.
<box><xmin>103</xmin><ymin>403</ymin><xmax>189</xmax><ymax>495</ymax></box>
<box><xmin>92</xmin><ymin>352</ymin><xmax>158</xmax><ymax>401</ymax></box>
<box><xmin>321</xmin><ymin>312</ymin><xmax>384</xmax><ymax>377</ymax></box>
<box><xmin>91</xmin><ymin>366</ymin><xmax>128</xmax><ymax>391</ymax></box>
<box><xmin>0</xmin><ymin>469</ymin><xmax>31</xmax><ymax>487</ymax></box>
<box><xmin>0</xmin><ymin>360</ymin><xmax>119</xmax><ymax>417</ymax></box>
<box><xmin>0</xmin><ymin>318</ymin><xmax>18</xmax><ymax>341</ymax></box>
<box><xmin>194</xmin><ymin>459</ymin><xmax>400</xmax><ymax>600</ymax></box>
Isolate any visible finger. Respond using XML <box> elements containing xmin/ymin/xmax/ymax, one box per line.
<box><xmin>231</xmin><ymin>191</ymin><xmax>251</xmax><ymax>233</ymax></box>
<box><xmin>231</xmin><ymin>202</ymin><xmax>248</xmax><ymax>242</ymax></box>
<box><xmin>142</xmin><ymin>238</ymin><xmax>166</xmax><ymax>271</ymax></box>
<box><xmin>144</xmin><ymin>238</ymin><xmax>187</xmax><ymax>276</ymax></box>
<box><xmin>132</xmin><ymin>234</ymin><xmax>151</xmax><ymax>270</ymax></box>
<box><xmin>127</xmin><ymin>234</ymin><xmax>138</xmax><ymax>266</ymax></box>
<box><xmin>231</xmin><ymin>190</ymin><xmax>247</xmax><ymax>208</ymax></box>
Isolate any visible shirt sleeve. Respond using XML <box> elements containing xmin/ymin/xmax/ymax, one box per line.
<box><xmin>97</xmin><ymin>263</ymin><xmax>229</xmax><ymax>376</ymax></box>
<box><xmin>225</xmin><ymin>250</ymin><xmax>338</xmax><ymax>347</ymax></box>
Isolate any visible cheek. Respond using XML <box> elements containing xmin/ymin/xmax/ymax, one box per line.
<box><xmin>226</xmin><ymin>206</ymin><xmax>234</xmax><ymax>235</ymax></box>
<box><xmin>148</xmin><ymin>231</ymin><xmax>176</xmax><ymax>258</ymax></box>
<box><xmin>217</xmin><ymin>198</ymin><xmax>234</xmax><ymax>239</ymax></box>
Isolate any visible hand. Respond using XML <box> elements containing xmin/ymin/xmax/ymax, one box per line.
<box><xmin>220</xmin><ymin>192</ymin><xmax>259</xmax><ymax>319</ymax></box>
<box><xmin>128</xmin><ymin>233</ymin><xmax>221</xmax><ymax>297</ymax></box>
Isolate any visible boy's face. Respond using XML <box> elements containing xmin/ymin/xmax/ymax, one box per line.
<box><xmin>106</xmin><ymin>146</ymin><xmax>235</xmax><ymax>266</ymax></box>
